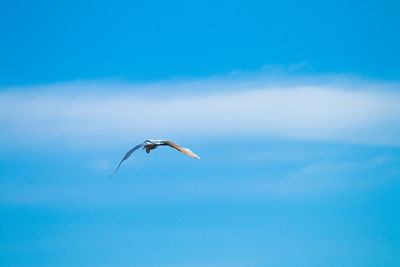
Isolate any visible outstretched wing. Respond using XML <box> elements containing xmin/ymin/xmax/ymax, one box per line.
<box><xmin>110</xmin><ymin>143</ymin><xmax>145</xmax><ymax>176</ymax></box>
<box><xmin>162</xmin><ymin>141</ymin><xmax>200</xmax><ymax>159</ymax></box>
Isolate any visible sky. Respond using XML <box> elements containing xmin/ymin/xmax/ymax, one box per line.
<box><xmin>1</xmin><ymin>1</ymin><xmax>400</xmax><ymax>266</ymax></box>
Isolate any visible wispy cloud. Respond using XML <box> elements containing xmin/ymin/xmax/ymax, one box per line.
<box><xmin>1</xmin><ymin>153</ymin><xmax>395</xmax><ymax>206</ymax></box>
<box><xmin>1</xmin><ymin>75</ymin><xmax>400</xmax><ymax>147</ymax></box>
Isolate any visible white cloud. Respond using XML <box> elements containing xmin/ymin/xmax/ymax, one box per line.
<box><xmin>0</xmin><ymin>76</ymin><xmax>400</xmax><ymax>146</ymax></box>
<box><xmin>0</xmin><ymin>155</ymin><xmax>391</xmax><ymax>206</ymax></box>
<box><xmin>88</xmin><ymin>158</ymin><xmax>112</xmax><ymax>171</ymax></box>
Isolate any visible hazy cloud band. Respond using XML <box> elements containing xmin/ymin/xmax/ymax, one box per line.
<box><xmin>1</xmin><ymin>77</ymin><xmax>400</xmax><ymax>146</ymax></box>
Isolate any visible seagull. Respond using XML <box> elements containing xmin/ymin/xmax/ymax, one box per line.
<box><xmin>110</xmin><ymin>139</ymin><xmax>200</xmax><ymax>176</ymax></box>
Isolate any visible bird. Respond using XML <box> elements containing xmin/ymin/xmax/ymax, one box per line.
<box><xmin>110</xmin><ymin>139</ymin><xmax>200</xmax><ymax>176</ymax></box>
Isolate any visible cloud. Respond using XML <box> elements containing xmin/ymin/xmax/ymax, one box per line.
<box><xmin>287</xmin><ymin>61</ymin><xmax>308</xmax><ymax>71</ymax></box>
<box><xmin>0</xmin><ymin>75</ymin><xmax>400</xmax><ymax>147</ymax></box>
<box><xmin>261</xmin><ymin>61</ymin><xmax>308</xmax><ymax>72</ymax></box>
<box><xmin>88</xmin><ymin>159</ymin><xmax>112</xmax><ymax>171</ymax></box>
<box><xmin>1</xmin><ymin>154</ymin><xmax>393</xmax><ymax>206</ymax></box>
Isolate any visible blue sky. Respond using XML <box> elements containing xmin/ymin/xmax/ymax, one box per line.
<box><xmin>1</xmin><ymin>0</ymin><xmax>400</xmax><ymax>86</ymax></box>
<box><xmin>1</xmin><ymin>1</ymin><xmax>400</xmax><ymax>266</ymax></box>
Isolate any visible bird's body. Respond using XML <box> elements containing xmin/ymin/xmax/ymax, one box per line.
<box><xmin>110</xmin><ymin>139</ymin><xmax>200</xmax><ymax>176</ymax></box>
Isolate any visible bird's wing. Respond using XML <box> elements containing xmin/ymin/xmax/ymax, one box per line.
<box><xmin>162</xmin><ymin>141</ymin><xmax>200</xmax><ymax>159</ymax></box>
<box><xmin>110</xmin><ymin>143</ymin><xmax>145</xmax><ymax>176</ymax></box>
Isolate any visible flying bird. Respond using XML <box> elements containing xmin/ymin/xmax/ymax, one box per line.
<box><xmin>110</xmin><ymin>139</ymin><xmax>200</xmax><ymax>176</ymax></box>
